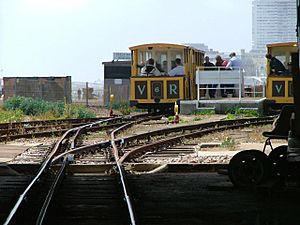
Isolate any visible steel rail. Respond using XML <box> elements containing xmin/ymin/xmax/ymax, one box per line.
<box><xmin>3</xmin><ymin>127</ymin><xmax>77</xmax><ymax>225</ymax></box>
<box><xmin>111</xmin><ymin>123</ymin><xmax>137</xmax><ymax>225</ymax></box>
<box><xmin>50</xmin><ymin>115</ymin><xmax>160</xmax><ymax>165</ymax></box>
<box><xmin>0</xmin><ymin>117</ymin><xmax>109</xmax><ymax>130</ymax></box>
<box><xmin>120</xmin><ymin>116</ymin><xmax>275</xmax><ymax>145</ymax></box>
<box><xmin>51</xmin><ymin>116</ymin><xmax>275</xmax><ymax>165</ymax></box>
<box><xmin>3</xmin><ymin>117</ymin><xmax>122</xmax><ymax>225</ymax></box>
<box><xmin>119</xmin><ymin>119</ymin><xmax>274</xmax><ymax>163</ymax></box>
<box><xmin>0</xmin><ymin>119</ymin><xmax>125</xmax><ymax>143</ymax></box>
<box><xmin>35</xmin><ymin>156</ymin><xmax>69</xmax><ymax>225</ymax></box>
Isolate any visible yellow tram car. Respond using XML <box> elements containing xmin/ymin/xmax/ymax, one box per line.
<box><xmin>129</xmin><ymin>43</ymin><xmax>204</xmax><ymax>113</ymax></box>
<box><xmin>265</xmin><ymin>42</ymin><xmax>299</xmax><ymax>110</ymax></box>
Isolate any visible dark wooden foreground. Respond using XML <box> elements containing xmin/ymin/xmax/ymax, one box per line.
<box><xmin>1</xmin><ymin>172</ymin><xmax>300</xmax><ymax>225</ymax></box>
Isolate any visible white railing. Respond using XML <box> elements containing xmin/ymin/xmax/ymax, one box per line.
<box><xmin>196</xmin><ymin>67</ymin><xmax>265</xmax><ymax>101</ymax></box>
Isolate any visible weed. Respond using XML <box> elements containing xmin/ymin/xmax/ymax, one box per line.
<box><xmin>168</xmin><ymin>116</ymin><xmax>175</xmax><ymax>122</ymax></box>
<box><xmin>193</xmin><ymin>110</ymin><xmax>215</xmax><ymax>115</ymax></box>
<box><xmin>110</xmin><ymin>101</ymin><xmax>132</xmax><ymax>115</ymax></box>
<box><xmin>225</xmin><ymin>113</ymin><xmax>237</xmax><ymax>120</ymax></box>
<box><xmin>225</xmin><ymin>107</ymin><xmax>259</xmax><ymax>119</ymax></box>
<box><xmin>193</xmin><ymin>117</ymin><xmax>202</xmax><ymax>121</ymax></box>
<box><xmin>221</xmin><ymin>136</ymin><xmax>237</xmax><ymax>150</ymax></box>
<box><xmin>0</xmin><ymin>108</ymin><xmax>24</xmax><ymax>123</ymax></box>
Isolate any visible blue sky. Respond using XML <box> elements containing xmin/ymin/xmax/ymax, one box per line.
<box><xmin>0</xmin><ymin>0</ymin><xmax>252</xmax><ymax>82</ymax></box>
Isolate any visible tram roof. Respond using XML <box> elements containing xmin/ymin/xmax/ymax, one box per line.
<box><xmin>266</xmin><ymin>42</ymin><xmax>297</xmax><ymax>48</ymax></box>
<box><xmin>129</xmin><ymin>43</ymin><xmax>204</xmax><ymax>52</ymax></box>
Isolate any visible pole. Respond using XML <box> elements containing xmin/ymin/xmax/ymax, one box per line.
<box><xmin>85</xmin><ymin>82</ymin><xmax>88</xmax><ymax>107</ymax></box>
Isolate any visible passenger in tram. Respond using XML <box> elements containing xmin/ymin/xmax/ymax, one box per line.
<box><xmin>203</xmin><ymin>56</ymin><xmax>217</xmax><ymax>98</ymax></box>
<box><xmin>265</xmin><ymin>54</ymin><xmax>287</xmax><ymax>76</ymax></box>
<box><xmin>162</xmin><ymin>60</ymin><xmax>168</xmax><ymax>73</ymax></box>
<box><xmin>215</xmin><ymin>55</ymin><xmax>230</xmax><ymax>97</ymax></box>
<box><xmin>168</xmin><ymin>58</ymin><xmax>185</xmax><ymax>76</ymax></box>
<box><xmin>226</xmin><ymin>52</ymin><xmax>242</xmax><ymax>70</ymax></box>
<box><xmin>141</xmin><ymin>58</ymin><xmax>161</xmax><ymax>76</ymax></box>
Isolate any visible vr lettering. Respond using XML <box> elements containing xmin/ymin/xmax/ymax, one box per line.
<box><xmin>169</xmin><ymin>84</ymin><xmax>177</xmax><ymax>95</ymax></box>
<box><xmin>137</xmin><ymin>85</ymin><xmax>146</xmax><ymax>95</ymax></box>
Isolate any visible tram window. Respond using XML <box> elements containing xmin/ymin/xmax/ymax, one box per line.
<box><xmin>138</xmin><ymin>51</ymin><xmax>153</xmax><ymax>74</ymax></box>
<box><xmin>268</xmin><ymin>54</ymin><xmax>290</xmax><ymax>76</ymax></box>
<box><xmin>155</xmin><ymin>52</ymin><xmax>168</xmax><ymax>74</ymax></box>
<box><xmin>170</xmin><ymin>50</ymin><xmax>183</xmax><ymax>69</ymax></box>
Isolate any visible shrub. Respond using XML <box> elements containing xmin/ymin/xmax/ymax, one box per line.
<box><xmin>225</xmin><ymin>107</ymin><xmax>259</xmax><ymax>118</ymax></box>
<box><xmin>64</xmin><ymin>104</ymin><xmax>96</xmax><ymax>119</ymax></box>
<box><xmin>3</xmin><ymin>96</ymin><xmax>95</xmax><ymax>119</ymax></box>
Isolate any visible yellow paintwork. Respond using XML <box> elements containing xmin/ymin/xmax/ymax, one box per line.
<box><xmin>129</xmin><ymin>43</ymin><xmax>201</xmax><ymax>51</ymax></box>
<box><xmin>130</xmin><ymin>76</ymin><xmax>185</xmax><ymax>103</ymax></box>
<box><xmin>129</xmin><ymin>43</ymin><xmax>204</xmax><ymax>106</ymax></box>
<box><xmin>266</xmin><ymin>42</ymin><xmax>298</xmax><ymax>104</ymax></box>
<box><xmin>266</xmin><ymin>76</ymin><xmax>294</xmax><ymax>103</ymax></box>
<box><xmin>266</xmin><ymin>42</ymin><xmax>297</xmax><ymax>48</ymax></box>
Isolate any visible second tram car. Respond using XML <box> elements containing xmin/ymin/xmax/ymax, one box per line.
<box><xmin>265</xmin><ymin>42</ymin><xmax>299</xmax><ymax>111</ymax></box>
<box><xmin>129</xmin><ymin>43</ymin><xmax>204</xmax><ymax>113</ymax></box>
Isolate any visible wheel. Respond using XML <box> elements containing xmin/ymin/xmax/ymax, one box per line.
<box><xmin>268</xmin><ymin>145</ymin><xmax>288</xmax><ymax>178</ymax></box>
<box><xmin>228</xmin><ymin>150</ymin><xmax>269</xmax><ymax>187</ymax></box>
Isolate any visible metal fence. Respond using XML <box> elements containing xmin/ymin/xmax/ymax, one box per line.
<box><xmin>72</xmin><ymin>81</ymin><xmax>104</xmax><ymax>106</ymax></box>
<box><xmin>0</xmin><ymin>78</ymin><xmax>104</xmax><ymax>107</ymax></box>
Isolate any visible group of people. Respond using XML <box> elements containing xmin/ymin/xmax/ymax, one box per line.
<box><xmin>203</xmin><ymin>52</ymin><xmax>242</xmax><ymax>98</ymax></box>
<box><xmin>140</xmin><ymin>58</ymin><xmax>185</xmax><ymax>76</ymax></box>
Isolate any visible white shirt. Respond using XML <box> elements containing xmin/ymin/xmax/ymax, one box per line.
<box><xmin>168</xmin><ymin>65</ymin><xmax>185</xmax><ymax>76</ymax></box>
<box><xmin>226</xmin><ymin>56</ymin><xmax>242</xmax><ymax>70</ymax></box>
<box><xmin>141</xmin><ymin>65</ymin><xmax>161</xmax><ymax>76</ymax></box>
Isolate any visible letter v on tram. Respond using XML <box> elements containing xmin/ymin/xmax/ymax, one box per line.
<box><xmin>129</xmin><ymin>43</ymin><xmax>204</xmax><ymax>113</ymax></box>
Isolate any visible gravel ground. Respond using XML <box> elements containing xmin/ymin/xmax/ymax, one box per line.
<box><xmin>5</xmin><ymin>112</ymin><xmax>285</xmax><ymax>164</ymax></box>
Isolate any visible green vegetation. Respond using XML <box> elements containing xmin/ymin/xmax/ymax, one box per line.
<box><xmin>193</xmin><ymin>117</ymin><xmax>203</xmax><ymax>121</ymax></box>
<box><xmin>221</xmin><ymin>136</ymin><xmax>238</xmax><ymax>150</ymax></box>
<box><xmin>167</xmin><ymin>116</ymin><xmax>175</xmax><ymax>122</ymax></box>
<box><xmin>109</xmin><ymin>101</ymin><xmax>146</xmax><ymax>115</ymax></box>
<box><xmin>0</xmin><ymin>108</ymin><xmax>24</xmax><ymax>123</ymax></box>
<box><xmin>0</xmin><ymin>96</ymin><xmax>96</xmax><ymax>123</ymax></box>
<box><xmin>110</xmin><ymin>101</ymin><xmax>132</xmax><ymax>115</ymax></box>
<box><xmin>225</xmin><ymin>107</ymin><xmax>259</xmax><ymax>120</ymax></box>
<box><xmin>193</xmin><ymin>110</ymin><xmax>215</xmax><ymax>115</ymax></box>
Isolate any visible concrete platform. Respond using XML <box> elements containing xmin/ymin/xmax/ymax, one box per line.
<box><xmin>0</xmin><ymin>144</ymin><xmax>28</xmax><ymax>163</ymax></box>
<box><xmin>180</xmin><ymin>97</ymin><xmax>266</xmax><ymax>115</ymax></box>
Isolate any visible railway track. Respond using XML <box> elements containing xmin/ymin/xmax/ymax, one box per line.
<box><xmin>0</xmin><ymin>117</ymin><xmax>112</xmax><ymax>142</ymax></box>
<box><xmin>1</xmin><ymin>115</ymin><xmax>279</xmax><ymax>224</ymax></box>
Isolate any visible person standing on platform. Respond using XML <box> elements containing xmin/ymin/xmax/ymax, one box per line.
<box><xmin>225</xmin><ymin>52</ymin><xmax>242</xmax><ymax>97</ymax></box>
<box><xmin>203</xmin><ymin>56</ymin><xmax>217</xmax><ymax>98</ymax></box>
<box><xmin>226</xmin><ymin>52</ymin><xmax>242</xmax><ymax>70</ymax></box>
<box><xmin>215</xmin><ymin>55</ymin><xmax>228</xmax><ymax>97</ymax></box>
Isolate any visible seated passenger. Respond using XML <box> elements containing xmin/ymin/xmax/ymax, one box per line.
<box><xmin>141</xmin><ymin>58</ymin><xmax>161</xmax><ymax>76</ymax></box>
<box><xmin>265</xmin><ymin>53</ymin><xmax>287</xmax><ymax>76</ymax></box>
<box><xmin>168</xmin><ymin>58</ymin><xmax>185</xmax><ymax>76</ymax></box>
